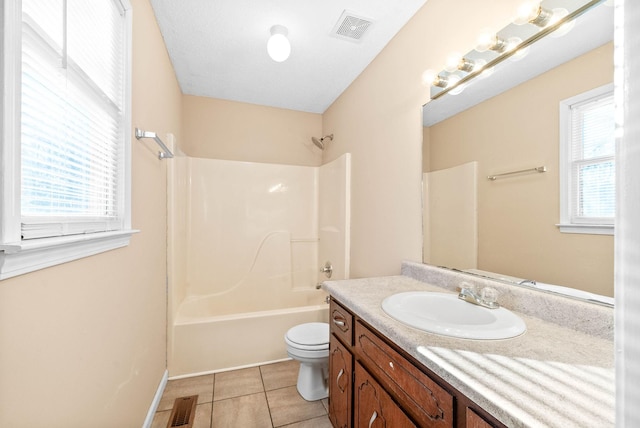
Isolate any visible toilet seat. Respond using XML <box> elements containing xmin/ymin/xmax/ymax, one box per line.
<box><xmin>285</xmin><ymin>322</ymin><xmax>329</xmax><ymax>351</ymax></box>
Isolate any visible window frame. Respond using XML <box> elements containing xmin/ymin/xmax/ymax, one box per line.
<box><xmin>0</xmin><ymin>0</ymin><xmax>136</xmax><ymax>280</ymax></box>
<box><xmin>558</xmin><ymin>83</ymin><xmax>615</xmax><ymax>235</ymax></box>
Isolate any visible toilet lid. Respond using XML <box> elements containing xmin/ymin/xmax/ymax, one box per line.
<box><xmin>286</xmin><ymin>322</ymin><xmax>329</xmax><ymax>347</ymax></box>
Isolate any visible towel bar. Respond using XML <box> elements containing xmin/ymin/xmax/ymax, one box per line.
<box><xmin>488</xmin><ymin>166</ymin><xmax>546</xmax><ymax>181</ymax></box>
<box><xmin>135</xmin><ymin>128</ymin><xmax>174</xmax><ymax>159</ymax></box>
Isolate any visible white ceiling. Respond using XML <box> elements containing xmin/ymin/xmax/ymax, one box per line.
<box><xmin>150</xmin><ymin>0</ymin><xmax>428</xmax><ymax>114</ymax></box>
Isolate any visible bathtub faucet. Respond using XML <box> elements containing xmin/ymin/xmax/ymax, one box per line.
<box><xmin>320</xmin><ymin>261</ymin><xmax>333</xmax><ymax>278</ymax></box>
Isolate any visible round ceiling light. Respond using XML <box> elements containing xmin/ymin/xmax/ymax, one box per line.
<box><xmin>267</xmin><ymin>25</ymin><xmax>291</xmax><ymax>62</ymax></box>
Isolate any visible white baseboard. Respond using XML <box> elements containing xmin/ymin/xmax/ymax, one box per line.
<box><xmin>168</xmin><ymin>357</ymin><xmax>292</xmax><ymax>380</ymax></box>
<box><xmin>142</xmin><ymin>369</ymin><xmax>169</xmax><ymax>428</ymax></box>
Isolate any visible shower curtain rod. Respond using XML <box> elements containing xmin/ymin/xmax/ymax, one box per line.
<box><xmin>135</xmin><ymin>128</ymin><xmax>174</xmax><ymax>159</ymax></box>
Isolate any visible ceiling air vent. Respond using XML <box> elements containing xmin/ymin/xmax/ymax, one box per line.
<box><xmin>331</xmin><ymin>10</ymin><xmax>374</xmax><ymax>42</ymax></box>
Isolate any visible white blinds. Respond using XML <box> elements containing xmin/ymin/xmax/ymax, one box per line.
<box><xmin>21</xmin><ymin>0</ymin><xmax>126</xmax><ymax>239</ymax></box>
<box><xmin>569</xmin><ymin>92</ymin><xmax>615</xmax><ymax>224</ymax></box>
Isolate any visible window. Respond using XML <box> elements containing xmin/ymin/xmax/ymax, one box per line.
<box><xmin>0</xmin><ymin>0</ymin><xmax>135</xmax><ymax>280</ymax></box>
<box><xmin>558</xmin><ymin>84</ymin><xmax>615</xmax><ymax>235</ymax></box>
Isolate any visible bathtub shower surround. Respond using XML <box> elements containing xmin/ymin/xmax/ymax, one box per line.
<box><xmin>168</xmin><ymin>154</ymin><xmax>350</xmax><ymax>376</ymax></box>
<box><xmin>423</xmin><ymin>161</ymin><xmax>478</xmax><ymax>268</ymax></box>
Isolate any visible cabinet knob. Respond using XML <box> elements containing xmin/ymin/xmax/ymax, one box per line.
<box><xmin>389</xmin><ymin>361</ymin><xmax>394</xmax><ymax>370</ymax></box>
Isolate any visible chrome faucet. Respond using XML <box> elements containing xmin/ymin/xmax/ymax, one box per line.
<box><xmin>458</xmin><ymin>285</ymin><xmax>500</xmax><ymax>309</ymax></box>
<box><xmin>320</xmin><ymin>261</ymin><xmax>333</xmax><ymax>278</ymax></box>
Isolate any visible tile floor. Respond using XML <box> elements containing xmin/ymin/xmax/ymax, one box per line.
<box><xmin>151</xmin><ymin>360</ymin><xmax>333</xmax><ymax>428</ymax></box>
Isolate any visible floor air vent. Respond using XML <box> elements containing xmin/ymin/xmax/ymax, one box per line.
<box><xmin>167</xmin><ymin>395</ymin><xmax>198</xmax><ymax>428</ymax></box>
<box><xmin>332</xmin><ymin>10</ymin><xmax>373</xmax><ymax>42</ymax></box>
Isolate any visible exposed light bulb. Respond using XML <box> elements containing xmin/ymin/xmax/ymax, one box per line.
<box><xmin>476</xmin><ymin>31</ymin><xmax>495</xmax><ymax>52</ymax></box>
<box><xmin>421</xmin><ymin>69</ymin><xmax>438</xmax><ymax>87</ymax></box>
<box><xmin>515</xmin><ymin>2</ymin><xmax>539</xmax><ymax>24</ymax></box>
<box><xmin>514</xmin><ymin>1</ymin><xmax>553</xmax><ymax>27</ymax></box>
<box><xmin>445</xmin><ymin>52</ymin><xmax>462</xmax><ymax>72</ymax></box>
<box><xmin>267</xmin><ymin>25</ymin><xmax>291</xmax><ymax>62</ymax></box>
<box><xmin>476</xmin><ymin>33</ymin><xmax>508</xmax><ymax>53</ymax></box>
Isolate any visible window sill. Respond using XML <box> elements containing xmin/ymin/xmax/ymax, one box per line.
<box><xmin>557</xmin><ymin>224</ymin><xmax>614</xmax><ymax>235</ymax></box>
<box><xmin>0</xmin><ymin>229</ymin><xmax>139</xmax><ymax>280</ymax></box>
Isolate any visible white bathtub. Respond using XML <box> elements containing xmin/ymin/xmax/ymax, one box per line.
<box><xmin>166</xmin><ymin>156</ymin><xmax>350</xmax><ymax>377</ymax></box>
<box><xmin>170</xmin><ymin>299</ymin><xmax>329</xmax><ymax>377</ymax></box>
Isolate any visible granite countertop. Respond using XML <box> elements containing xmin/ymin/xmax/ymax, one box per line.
<box><xmin>322</xmin><ymin>263</ymin><xmax>615</xmax><ymax>428</ymax></box>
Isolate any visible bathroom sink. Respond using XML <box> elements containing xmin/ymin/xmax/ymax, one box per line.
<box><xmin>381</xmin><ymin>291</ymin><xmax>526</xmax><ymax>340</ymax></box>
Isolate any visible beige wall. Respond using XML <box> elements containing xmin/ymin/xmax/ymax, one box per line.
<box><xmin>182</xmin><ymin>95</ymin><xmax>322</xmax><ymax>166</ymax></box>
<box><xmin>322</xmin><ymin>0</ymin><xmax>522</xmax><ymax>278</ymax></box>
<box><xmin>427</xmin><ymin>43</ymin><xmax>614</xmax><ymax>296</ymax></box>
<box><xmin>0</xmin><ymin>0</ymin><xmax>611</xmax><ymax>425</ymax></box>
<box><xmin>0</xmin><ymin>0</ymin><xmax>182</xmax><ymax>426</ymax></box>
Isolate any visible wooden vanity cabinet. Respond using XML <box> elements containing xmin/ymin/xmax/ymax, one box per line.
<box><xmin>329</xmin><ymin>300</ymin><xmax>354</xmax><ymax>428</ymax></box>
<box><xmin>328</xmin><ymin>298</ymin><xmax>505</xmax><ymax>428</ymax></box>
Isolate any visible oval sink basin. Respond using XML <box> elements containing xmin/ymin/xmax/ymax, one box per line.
<box><xmin>381</xmin><ymin>291</ymin><xmax>526</xmax><ymax>340</ymax></box>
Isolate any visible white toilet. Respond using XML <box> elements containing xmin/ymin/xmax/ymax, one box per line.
<box><xmin>284</xmin><ymin>322</ymin><xmax>330</xmax><ymax>401</ymax></box>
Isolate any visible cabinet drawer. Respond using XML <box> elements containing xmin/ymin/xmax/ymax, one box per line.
<box><xmin>331</xmin><ymin>299</ymin><xmax>354</xmax><ymax>346</ymax></box>
<box><xmin>355</xmin><ymin>321</ymin><xmax>453</xmax><ymax>428</ymax></box>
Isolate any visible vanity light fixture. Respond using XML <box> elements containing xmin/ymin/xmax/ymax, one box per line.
<box><xmin>425</xmin><ymin>0</ymin><xmax>607</xmax><ymax>101</ymax></box>
<box><xmin>510</xmin><ymin>44</ymin><xmax>531</xmax><ymax>61</ymax></box>
<box><xmin>432</xmin><ymin>74</ymin><xmax>450</xmax><ymax>88</ymax></box>
<box><xmin>457</xmin><ymin>58</ymin><xmax>477</xmax><ymax>72</ymax></box>
<box><xmin>433</xmin><ymin>74</ymin><xmax>461</xmax><ymax>89</ymax></box>
<box><xmin>444</xmin><ymin>52</ymin><xmax>463</xmax><ymax>72</ymax></box>
<box><xmin>476</xmin><ymin>33</ymin><xmax>509</xmax><ymax>53</ymax></box>
<box><xmin>549</xmin><ymin>9</ymin><xmax>576</xmax><ymax>37</ymax></box>
<box><xmin>515</xmin><ymin>2</ymin><xmax>554</xmax><ymax>27</ymax></box>
<box><xmin>267</xmin><ymin>25</ymin><xmax>291</xmax><ymax>62</ymax></box>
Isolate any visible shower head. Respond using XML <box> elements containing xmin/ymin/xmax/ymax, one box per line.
<box><xmin>311</xmin><ymin>134</ymin><xmax>334</xmax><ymax>150</ymax></box>
<box><xmin>311</xmin><ymin>137</ymin><xmax>324</xmax><ymax>150</ymax></box>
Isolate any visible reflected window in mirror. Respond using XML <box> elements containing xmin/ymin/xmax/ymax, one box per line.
<box><xmin>559</xmin><ymin>83</ymin><xmax>615</xmax><ymax>235</ymax></box>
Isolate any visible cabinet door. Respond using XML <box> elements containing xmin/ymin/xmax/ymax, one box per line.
<box><xmin>354</xmin><ymin>363</ymin><xmax>416</xmax><ymax>428</ymax></box>
<box><xmin>329</xmin><ymin>334</ymin><xmax>353</xmax><ymax>428</ymax></box>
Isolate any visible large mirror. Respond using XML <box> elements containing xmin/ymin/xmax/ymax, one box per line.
<box><xmin>422</xmin><ymin>0</ymin><xmax>614</xmax><ymax>303</ymax></box>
